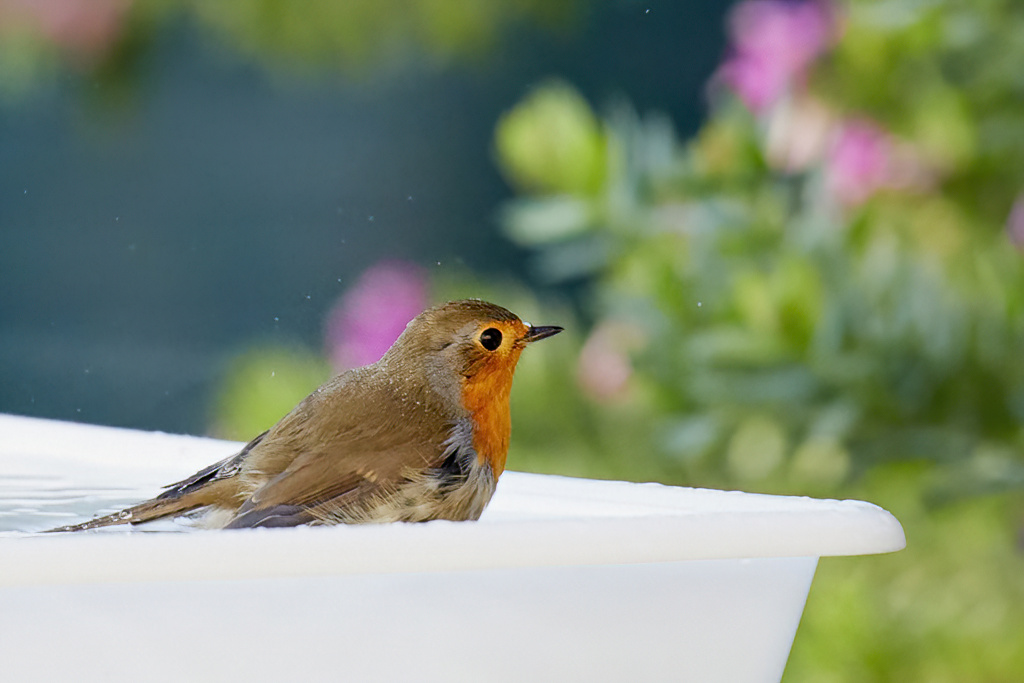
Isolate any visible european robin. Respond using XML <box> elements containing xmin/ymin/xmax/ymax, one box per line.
<box><xmin>49</xmin><ymin>299</ymin><xmax>562</xmax><ymax>531</ymax></box>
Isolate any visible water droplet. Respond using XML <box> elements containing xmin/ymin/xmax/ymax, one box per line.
<box><xmin>271</xmin><ymin>371</ymin><xmax>275</xmax><ymax>377</ymax></box>
<box><xmin>368</xmin><ymin>215</ymin><xmax>374</xmax><ymax>222</ymax></box>
<box><xmin>274</xmin><ymin>317</ymin><xmax>279</xmax><ymax>322</ymax></box>
<box><xmin>305</xmin><ymin>294</ymin><xmax>311</xmax><ymax>300</ymax></box>
<box><xmin>697</xmin><ymin>301</ymin><xmax>703</xmax><ymax>307</ymax></box>
<box><xmin>118</xmin><ymin>510</ymin><xmax>132</xmax><ymax>520</ymax></box>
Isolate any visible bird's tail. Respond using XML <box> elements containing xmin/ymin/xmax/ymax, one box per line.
<box><xmin>43</xmin><ymin>432</ymin><xmax>263</xmax><ymax>533</ymax></box>
<box><xmin>44</xmin><ymin>493</ymin><xmax>206</xmax><ymax>533</ymax></box>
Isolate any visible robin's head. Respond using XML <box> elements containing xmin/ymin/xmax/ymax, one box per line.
<box><xmin>382</xmin><ymin>299</ymin><xmax>562</xmax><ymax>472</ymax></box>
<box><xmin>390</xmin><ymin>299</ymin><xmax>562</xmax><ymax>381</ymax></box>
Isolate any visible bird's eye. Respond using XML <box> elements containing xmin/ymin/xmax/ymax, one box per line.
<box><xmin>479</xmin><ymin>327</ymin><xmax>502</xmax><ymax>351</ymax></box>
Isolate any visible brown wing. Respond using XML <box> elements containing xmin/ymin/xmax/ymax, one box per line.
<box><xmin>155</xmin><ymin>430</ymin><xmax>268</xmax><ymax>502</ymax></box>
<box><xmin>223</xmin><ymin>368</ymin><xmax>454</xmax><ymax>528</ymax></box>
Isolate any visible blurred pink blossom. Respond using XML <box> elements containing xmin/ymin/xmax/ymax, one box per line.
<box><xmin>716</xmin><ymin>0</ymin><xmax>836</xmax><ymax>113</ymax></box>
<box><xmin>826</xmin><ymin>119</ymin><xmax>933</xmax><ymax>206</ymax></box>
<box><xmin>1006</xmin><ymin>195</ymin><xmax>1024</xmax><ymax>250</ymax></box>
<box><xmin>576</xmin><ymin>322</ymin><xmax>640</xmax><ymax>402</ymax></box>
<box><xmin>325</xmin><ymin>261</ymin><xmax>428</xmax><ymax>371</ymax></box>
<box><xmin>0</xmin><ymin>0</ymin><xmax>131</xmax><ymax>60</ymax></box>
<box><xmin>826</xmin><ymin>119</ymin><xmax>892</xmax><ymax>206</ymax></box>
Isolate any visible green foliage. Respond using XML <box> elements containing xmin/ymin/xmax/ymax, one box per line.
<box><xmin>0</xmin><ymin>0</ymin><xmax>578</xmax><ymax>99</ymax></box>
<box><xmin>210</xmin><ymin>345</ymin><xmax>330</xmax><ymax>441</ymax></box>
<box><xmin>787</xmin><ymin>467</ymin><xmax>1024</xmax><ymax>683</ymax></box>
<box><xmin>817</xmin><ymin>0</ymin><xmax>1024</xmax><ymax>223</ymax></box>
<box><xmin>495</xmin><ymin>80</ymin><xmax>610</xmax><ymax>197</ymax></box>
<box><xmin>184</xmin><ymin>0</ymin><xmax>576</xmax><ymax>71</ymax></box>
<box><xmin>496</xmin><ymin>89</ymin><xmax>1024</xmax><ymax>500</ymax></box>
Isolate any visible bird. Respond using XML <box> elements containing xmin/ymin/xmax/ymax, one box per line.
<box><xmin>48</xmin><ymin>299</ymin><xmax>562</xmax><ymax>531</ymax></box>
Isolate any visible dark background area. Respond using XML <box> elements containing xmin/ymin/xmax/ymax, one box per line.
<box><xmin>0</xmin><ymin>1</ymin><xmax>725</xmax><ymax>433</ymax></box>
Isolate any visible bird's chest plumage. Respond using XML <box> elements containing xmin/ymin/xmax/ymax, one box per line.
<box><xmin>391</xmin><ymin>418</ymin><xmax>498</xmax><ymax>523</ymax></box>
<box><xmin>317</xmin><ymin>417</ymin><xmax>498</xmax><ymax>525</ymax></box>
<box><xmin>459</xmin><ymin>359</ymin><xmax>517</xmax><ymax>476</ymax></box>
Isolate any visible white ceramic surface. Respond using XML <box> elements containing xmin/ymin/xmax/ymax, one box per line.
<box><xmin>0</xmin><ymin>414</ymin><xmax>905</xmax><ymax>682</ymax></box>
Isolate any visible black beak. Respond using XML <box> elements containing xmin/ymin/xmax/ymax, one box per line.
<box><xmin>522</xmin><ymin>325</ymin><xmax>564</xmax><ymax>343</ymax></box>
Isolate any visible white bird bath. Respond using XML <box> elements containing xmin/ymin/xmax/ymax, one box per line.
<box><xmin>0</xmin><ymin>414</ymin><xmax>904</xmax><ymax>683</ymax></box>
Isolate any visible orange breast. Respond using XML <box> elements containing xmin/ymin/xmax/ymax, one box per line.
<box><xmin>460</xmin><ymin>352</ymin><xmax>521</xmax><ymax>477</ymax></box>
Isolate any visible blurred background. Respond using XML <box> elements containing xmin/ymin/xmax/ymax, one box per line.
<box><xmin>2</xmin><ymin>0</ymin><xmax>1023</xmax><ymax>680</ymax></box>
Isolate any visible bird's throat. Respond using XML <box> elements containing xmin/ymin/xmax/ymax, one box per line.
<box><xmin>461</xmin><ymin>362</ymin><xmax>516</xmax><ymax>477</ymax></box>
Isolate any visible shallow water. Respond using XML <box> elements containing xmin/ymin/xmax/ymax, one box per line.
<box><xmin>0</xmin><ymin>482</ymin><xmax>196</xmax><ymax>536</ymax></box>
<box><xmin>0</xmin><ymin>484</ymin><xmax>196</xmax><ymax>535</ymax></box>
<box><xmin>0</xmin><ymin>471</ymin><xmax>138</xmax><ymax>534</ymax></box>
<box><xmin>0</xmin><ymin>415</ymin><xmax>244</xmax><ymax>535</ymax></box>
<box><xmin>0</xmin><ymin>455</ymin><xmax>201</xmax><ymax>535</ymax></box>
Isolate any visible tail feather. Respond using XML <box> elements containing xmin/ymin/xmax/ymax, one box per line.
<box><xmin>43</xmin><ymin>434</ymin><xmax>264</xmax><ymax>533</ymax></box>
<box><xmin>45</xmin><ymin>494</ymin><xmax>206</xmax><ymax>533</ymax></box>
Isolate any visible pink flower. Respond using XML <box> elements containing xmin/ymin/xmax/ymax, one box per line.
<box><xmin>1006</xmin><ymin>195</ymin><xmax>1024</xmax><ymax>251</ymax></box>
<box><xmin>825</xmin><ymin>119</ymin><xmax>933</xmax><ymax>206</ymax></box>
<box><xmin>576</xmin><ymin>322</ymin><xmax>640</xmax><ymax>402</ymax></box>
<box><xmin>826</xmin><ymin>119</ymin><xmax>893</xmax><ymax>206</ymax></box>
<box><xmin>716</xmin><ymin>0</ymin><xmax>836</xmax><ymax>112</ymax></box>
<box><xmin>325</xmin><ymin>261</ymin><xmax>428</xmax><ymax>371</ymax></box>
<box><xmin>0</xmin><ymin>0</ymin><xmax>131</xmax><ymax>61</ymax></box>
